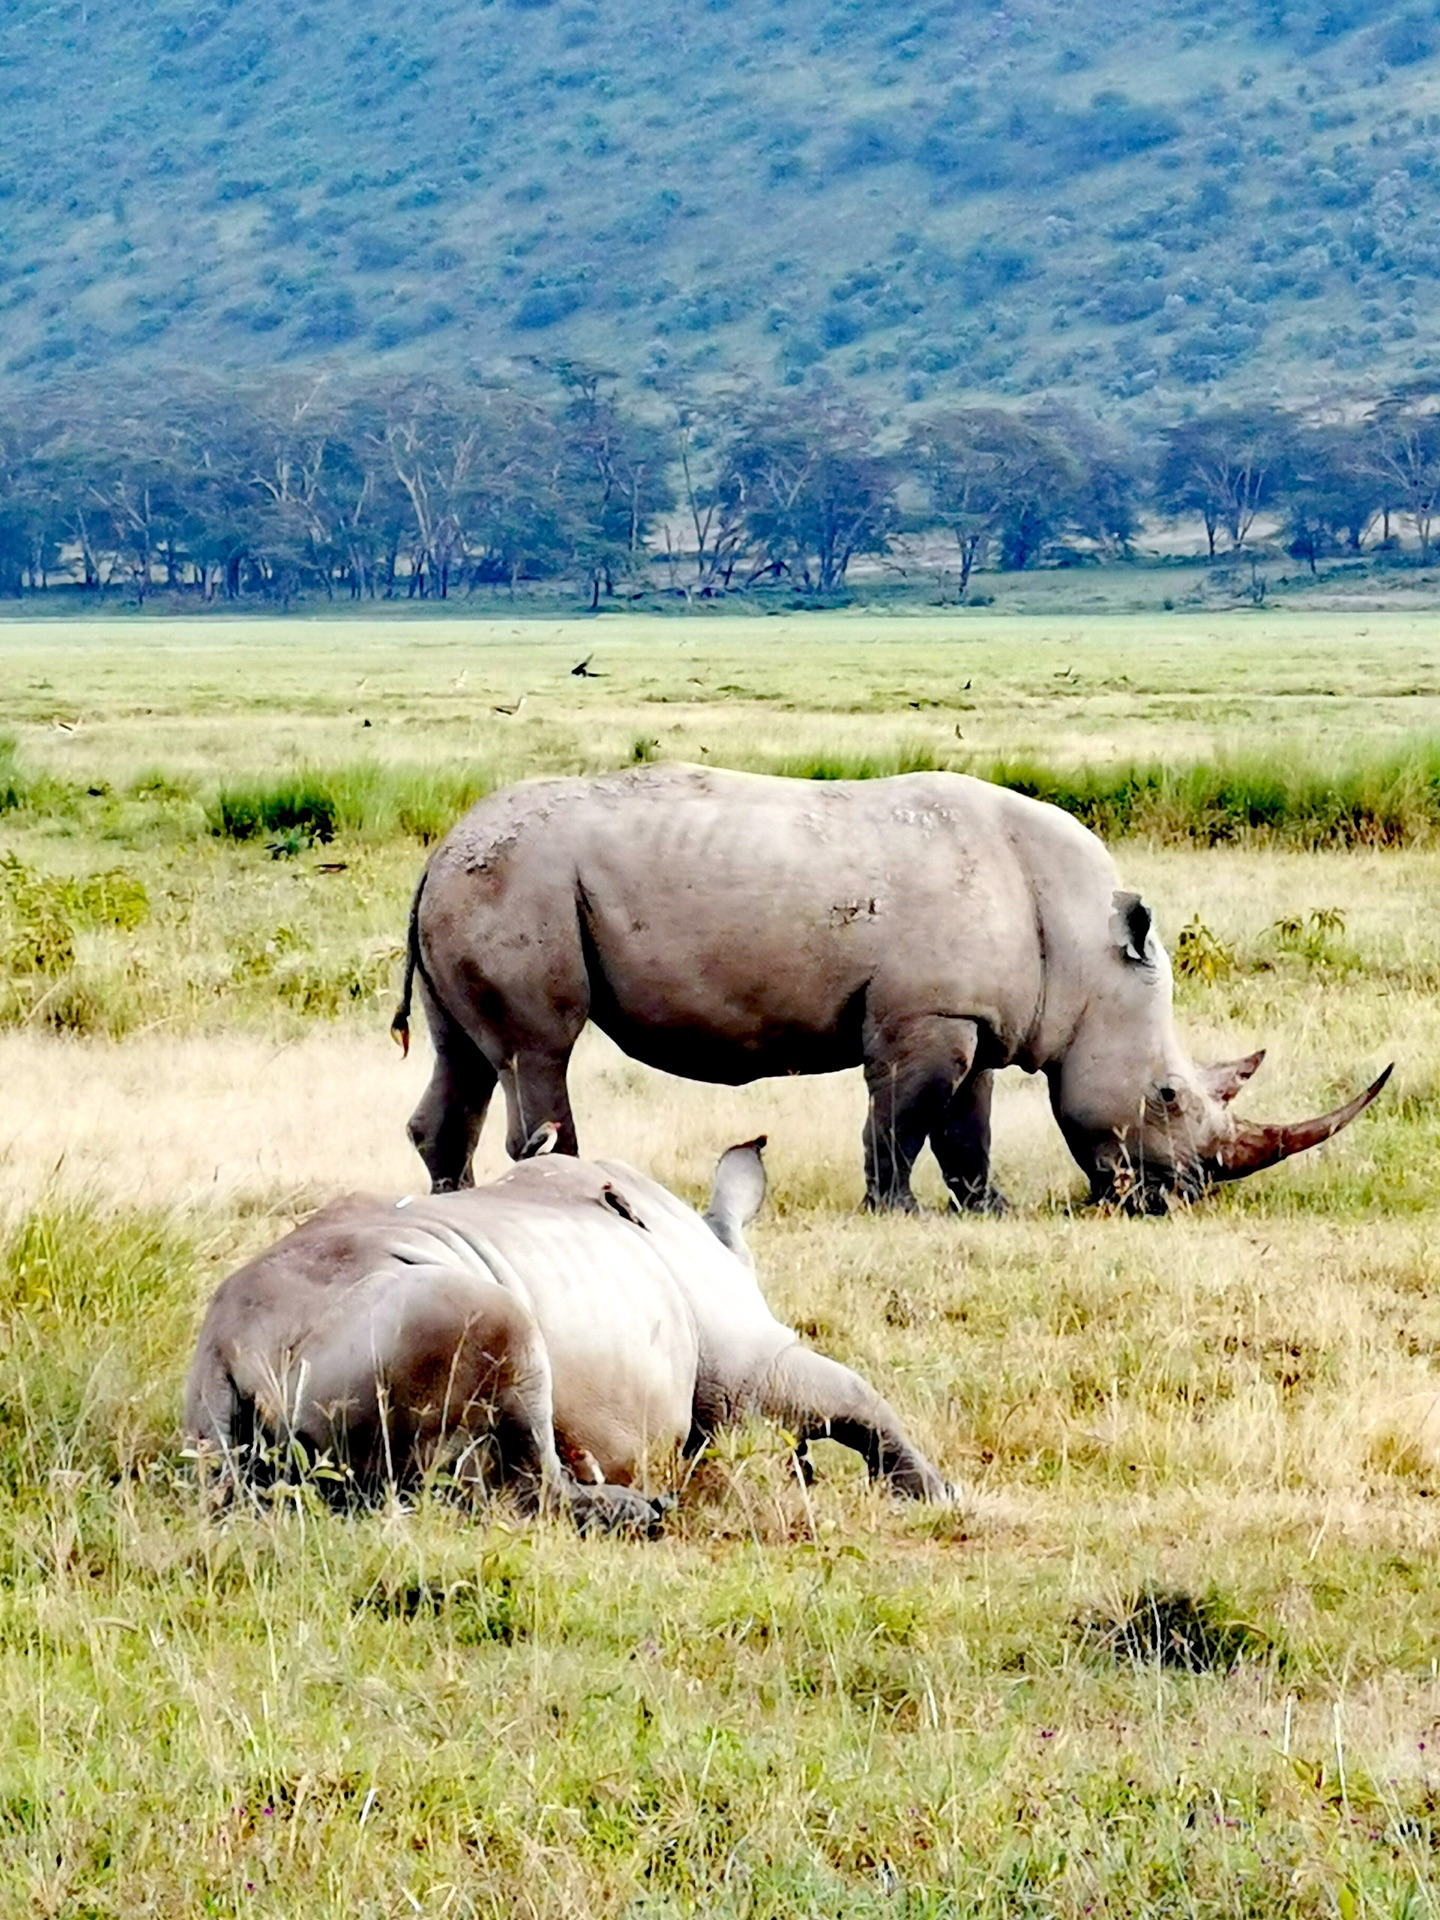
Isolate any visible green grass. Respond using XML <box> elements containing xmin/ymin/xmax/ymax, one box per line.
<box><xmin>979</xmin><ymin>740</ymin><xmax>1440</xmax><ymax>847</ymax></box>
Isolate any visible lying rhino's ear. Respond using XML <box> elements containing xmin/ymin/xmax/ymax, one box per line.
<box><xmin>1111</xmin><ymin>891</ymin><xmax>1155</xmax><ymax>966</ymax></box>
<box><xmin>703</xmin><ymin>1136</ymin><xmax>768</xmax><ymax>1262</ymax></box>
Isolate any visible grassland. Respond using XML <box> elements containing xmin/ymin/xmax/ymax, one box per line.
<box><xmin>1</xmin><ymin>612</ymin><xmax>1439</xmax><ymax>1916</ymax></box>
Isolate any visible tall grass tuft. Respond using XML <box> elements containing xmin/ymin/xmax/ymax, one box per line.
<box><xmin>208</xmin><ymin>763</ymin><xmax>494</xmax><ymax>846</ymax></box>
<box><xmin>766</xmin><ymin>742</ymin><xmax>946</xmax><ymax>782</ymax></box>
<box><xmin>978</xmin><ymin>738</ymin><xmax>1440</xmax><ymax>847</ymax></box>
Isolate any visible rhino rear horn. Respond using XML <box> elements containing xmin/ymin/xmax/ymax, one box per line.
<box><xmin>1198</xmin><ymin>1050</ymin><xmax>1265</xmax><ymax>1104</ymax></box>
<box><xmin>1209</xmin><ymin>1064</ymin><xmax>1393</xmax><ymax>1182</ymax></box>
<box><xmin>703</xmin><ymin>1136</ymin><xmax>768</xmax><ymax>1259</ymax></box>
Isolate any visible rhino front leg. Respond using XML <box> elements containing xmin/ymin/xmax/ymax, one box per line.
<box><xmin>862</xmin><ymin>1013</ymin><xmax>980</xmax><ymax>1210</ymax></box>
<box><xmin>930</xmin><ymin>1068</ymin><xmax>1010</xmax><ymax>1215</ymax></box>
<box><xmin>754</xmin><ymin>1344</ymin><xmax>952</xmax><ymax>1501</ymax></box>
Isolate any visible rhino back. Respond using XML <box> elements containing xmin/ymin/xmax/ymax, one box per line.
<box><xmin>422</xmin><ymin>766</ymin><xmax>1117</xmax><ymax>1078</ymax></box>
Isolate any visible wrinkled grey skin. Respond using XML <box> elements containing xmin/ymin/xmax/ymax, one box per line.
<box><xmin>184</xmin><ymin>1140</ymin><xmax>951</xmax><ymax>1528</ymax></box>
<box><xmin>394</xmin><ymin>766</ymin><xmax>1389</xmax><ymax>1214</ymax></box>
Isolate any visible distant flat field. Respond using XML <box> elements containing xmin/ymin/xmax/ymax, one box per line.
<box><xmin>5</xmin><ymin>611</ymin><xmax>1440</xmax><ymax>790</ymax></box>
<box><xmin>5</xmin><ymin>612</ymin><xmax>1440</xmax><ymax>1915</ymax></box>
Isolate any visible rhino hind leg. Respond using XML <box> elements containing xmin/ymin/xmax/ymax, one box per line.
<box><xmin>499</xmin><ymin>1047</ymin><xmax>580</xmax><ymax>1162</ymax></box>
<box><xmin>406</xmin><ymin>988</ymin><xmax>499</xmax><ymax>1191</ymax></box>
<box><xmin>863</xmin><ymin>1013</ymin><xmax>981</xmax><ymax>1210</ymax></box>
<box><xmin>930</xmin><ymin>1068</ymin><xmax>1010</xmax><ymax>1215</ymax></box>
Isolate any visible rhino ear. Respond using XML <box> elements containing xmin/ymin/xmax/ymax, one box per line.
<box><xmin>703</xmin><ymin>1136</ymin><xmax>768</xmax><ymax>1263</ymax></box>
<box><xmin>1111</xmin><ymin>891</ymin><xmax>1155</xmax><ymax>966</ymax></box>
<box><xmin>1197</xmin><ymin>1050</ymin><xmax>1266</xmax><ymax>1104</ymax></box>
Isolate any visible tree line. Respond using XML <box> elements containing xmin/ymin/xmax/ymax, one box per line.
<box><xmin>2</xmin><ymin>370</ymin><xmax>1439</xmax><ymax>605</ymax></box>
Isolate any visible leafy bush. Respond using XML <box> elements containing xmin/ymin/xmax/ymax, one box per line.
<box><xmin>0</xmin><ymin>854</ymin><xmax>148</xmax><ymax>977</ymax></box>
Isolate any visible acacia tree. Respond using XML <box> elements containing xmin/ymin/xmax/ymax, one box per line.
<box><xmin>729</xmin><ymin>394</ymin><xmax>896</xmax><ymax>592</ymax></box>
<box><xmin>378</xmin><ymin>379</ymin><xmax>487</xmax><ymax>599</ymax></box>
<box><xmin>1028</xmin><ymin>402</ymin><xmax>1139</xmax><ymax>556</ymax></box>
<box><xmin>556</xmin><ymin>369</ymin><xmax>672</xmax><ymax>606</ymax></box>
<box><xmin>1276</xmin><ymin>423</ymin><xmax>1380</xmax><ymax>573</ymax></box>
<box><xmin>663</xmin><ymin>395</ymin><xmax>751</xmax><ymax>595</ymax></box>
<box><xmin>1364</xmin><ymin>394</ymin><xmax>1440</xmax><ymax>561</ymax></box>
<box><xmin>0</xmin><ymin>407</ymin><xmax>62</xmax><ymax>594</ymax></box>
<box><xmin>1155</xmin><ymin>409</ymin><xmax>1292</xmax><ymax>557</ymax></box>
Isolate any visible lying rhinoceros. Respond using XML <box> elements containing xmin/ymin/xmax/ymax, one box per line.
<box><xmin>184</xmin><ymin>1138</ymin><xmax>950</xmax><ymax>1526</ymax></box>
<box><xmin>391</xmin><ymin>766</ymin><xmax>1390</xmax><ymax>1213</ymax></box>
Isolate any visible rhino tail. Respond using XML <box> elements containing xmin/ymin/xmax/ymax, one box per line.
<box><xmin>390</xmin><ymin>866</ymin><xmax>428</xmax><ymax>1058</ymax></box>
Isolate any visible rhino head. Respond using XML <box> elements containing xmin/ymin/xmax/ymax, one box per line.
<box><xmin>1047</xmin><ymin>892</ymin><xmax>1391</xmax><ymax>1213</ymax></box>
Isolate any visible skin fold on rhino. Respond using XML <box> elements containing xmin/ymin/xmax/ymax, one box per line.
<box><xmin>392</xmin><ymin>766</ymin><xmax>1391</xmax><ymax>1215</ymax></box>
<box><xmin>184</xmin><ymin>1138</ymin><xmax>951</xmax><ymax>1527</ymax></box>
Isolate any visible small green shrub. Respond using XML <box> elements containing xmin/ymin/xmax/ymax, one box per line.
<box><xmin>209</xmin><ymin>778</ymin><xmax>340</xmax><ymax>844</ymax></box>
<box><xmin>1173</xmin><ymin>913</ymin><xmax>1234</xmax><ymax>981</ymax></box>
<box><xmin>0</xmin><ymin>854</ymin><xmax>149</xmax><ymax>977</ymax></box>
<box><xmin>208</xmin><ymin>763</ymin><xmax>492</xmax><ymax>845</ymax></box>
<box><xmin>0</xmin><ymin>857</ymin><xmax>150</xmax><ymax>1033</ymax></box>
<box><xmin>272</xmin><ymin>943</ymin><xmax>403</xmax><ymax>1018</ymax></box>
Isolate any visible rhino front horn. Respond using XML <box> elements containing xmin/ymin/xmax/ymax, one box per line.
<box><xmin>1209</xmin><ymin>1064</ymin><xmax>1393</xmax><ymax>1182</ymax></box>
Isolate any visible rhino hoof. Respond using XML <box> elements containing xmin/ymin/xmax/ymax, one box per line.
<box><xmin>569</xmin><ymin>1482</ymin><xmax>671</xmax><ymax>1538</ymax></box>
<box><xmin>950</xmin><ymin>1184</ymin><xmax>1010</xmax><ymax>1217</ymax></box>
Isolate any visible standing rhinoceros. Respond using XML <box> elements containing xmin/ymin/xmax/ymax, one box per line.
<box><xmin>392</xmin><ymin>766</ymin><xmax>1389</xmax><ymax>1213</ymax></box>
<box><xmin>184</xmin><ymin>1138</ymin><xmax>950</xmax><ymax>1524</ymax></box>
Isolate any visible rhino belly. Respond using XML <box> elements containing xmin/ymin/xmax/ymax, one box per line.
<box><xmin>589</xmin><ymin>995</ymin><xmax>866</xmax><ymax>1084</ymax></box>
<box><xmin>579</xmin><ymin>890</ymin><xmax>871</xmax><ymax>1083</ymax></box>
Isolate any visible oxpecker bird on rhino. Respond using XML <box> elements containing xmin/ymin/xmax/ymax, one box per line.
<box><xmin>392</xmin><ymin>766</ymin><xmax>1390</xmax><ymax>1214</ymax></box>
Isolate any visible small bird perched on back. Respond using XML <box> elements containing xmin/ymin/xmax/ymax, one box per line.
<box><xmin>599</xmin><ymin>1181</ymin><xmax>648</xmax><ymax>1228</ymax></box>
<box><xmin>519</xmin><ymin>1119</ymin><xmax>560</xmax><ymax>1159</ymax></box>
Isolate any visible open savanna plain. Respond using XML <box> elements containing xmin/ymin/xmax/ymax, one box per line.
<box><xmin>5</xmin><ymin>610</ymin><xmax>1440</xmax><ymax>1918</ymax></box>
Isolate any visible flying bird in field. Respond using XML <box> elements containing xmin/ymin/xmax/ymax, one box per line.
<box><xmin>491</xmin><ymin>695</ymin><xmax>526</xmax><ymax>717</ymax></box>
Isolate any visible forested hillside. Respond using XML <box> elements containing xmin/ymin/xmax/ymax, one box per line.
<box><xmin>3</xmin><ymin>0</ymin><xmax>1439</xmax><ymax>412</ymax></box>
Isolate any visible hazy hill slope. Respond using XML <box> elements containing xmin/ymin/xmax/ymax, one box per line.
<box><xmin>3</xmin><ymin>0</ymin><xmax>1440</xmax><ymax>412</ymax></box>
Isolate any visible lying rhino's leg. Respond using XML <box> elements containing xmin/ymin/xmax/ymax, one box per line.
<box><xmin>862</xmin><ymin>1013</ymin><xmax>980</xmax><ymax>1210</ymax></box>
<box><xmin>754</xmin><ymin>1344</ymin><xmax>952</xmax><ymax>1501</ymax></box>
<box><xmin>930</xmin><ymin>1068</ymin><xmax>1010</xmax><ymax>1215</ymax></box>
<box><xmin>500</xmin><ymin>1045</ymin><xmax>580</xmax><ymax>1161</ymax></box>
<box><xmin>406</xmin><ymin>989</ymin><xmax>500</xmax><ymax>1192</ymax></box>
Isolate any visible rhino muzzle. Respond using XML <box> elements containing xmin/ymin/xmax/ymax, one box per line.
<box><xmin>1090</xmin><ymin>1063</ymin><xmax>1393</xmax><ymax>1212</ymax></box>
